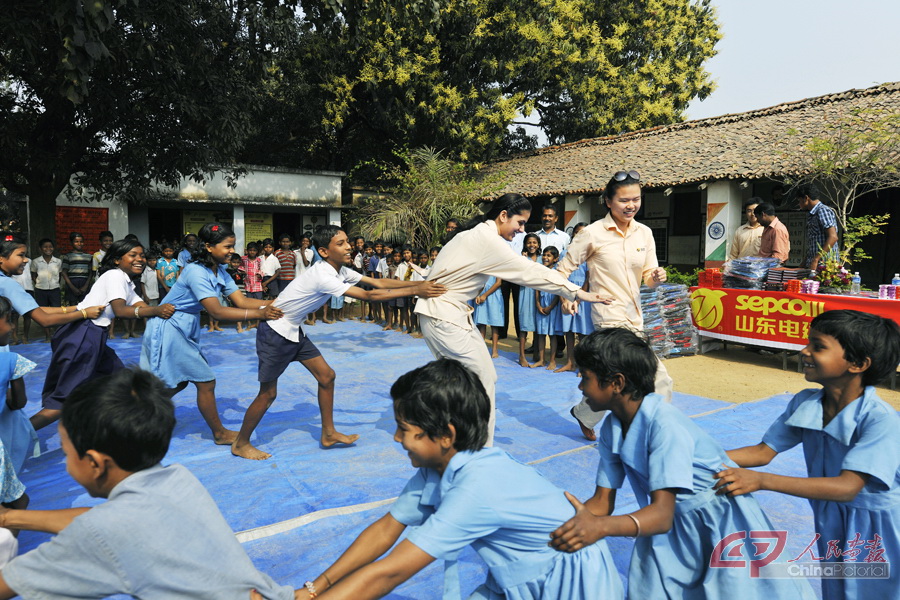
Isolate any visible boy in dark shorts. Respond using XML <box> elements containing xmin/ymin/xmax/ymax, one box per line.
<box><xmin>0</xmin><ymin>368</ymin><xmax>292</xmax><ymax>600</ymax></box>
<box><xmin>231</xmin><ymin>225</ymin><xmax>447</xmax><ymax>460</ymax></box>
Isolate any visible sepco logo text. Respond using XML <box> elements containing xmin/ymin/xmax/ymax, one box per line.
<box><xmin>735</xmin><ymin>295</ymin><xmax>825</xmax><ymax>318</ymax></box>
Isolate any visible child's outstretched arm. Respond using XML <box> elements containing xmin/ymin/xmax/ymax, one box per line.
<box><xmin>726</xmin><ymin>442</ymin><xmax>778</xmax><ymax>467</ymax></box>
<box><xmin>714</xmin><ymin>467</ymin><xmax>868</xmax><ymax>503</ymax></box>
<box><xmin>0</xmin><ymin>506</ymin><xmax>90</xmax><ymax>534</ymax></box>
<box><xmin>550</xmin><ymin>488</ymin><xmax>676</xmax><ymax>553</ymax></box>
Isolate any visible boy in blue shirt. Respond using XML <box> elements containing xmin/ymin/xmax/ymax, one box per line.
<box><xmin>0</xmin><ymin>368</ymin><xmax>292</xmax><ymax>600</ymax></box>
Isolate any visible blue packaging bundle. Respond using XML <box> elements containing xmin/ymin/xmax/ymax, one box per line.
<box><xmin>723</xmin><ymin>257</ymin><xmax>782</xmax><ymax>290</ymax></box>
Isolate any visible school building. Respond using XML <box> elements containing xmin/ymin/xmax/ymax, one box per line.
<box><xmin>50</xmin><ymin>165</ymin><xmax>344</xmax><ymax>254</ymax></box>
<box><xmin>483</xmin><ymin>81</ymin><xmax>900</xmax><ymax>286</ymax></box>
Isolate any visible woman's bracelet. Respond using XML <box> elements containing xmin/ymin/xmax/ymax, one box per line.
<box><xmin>80</xmin><ymin>309</ymin><xmax>88</xmax><ymax>320</ymax></box>
<box><xmin>626</xmin><ymin>513</ymin><xmax>641</xmax><ymax>538</ymax></box>
<box><xmin>244</xmin><ymin>309</ymin><xmax>249</xmax><ymax>320</ymax></box>
<box><xmin>304</xmin><ymin>581</ymin><xmax>318</xmax><ymax>598</ymax></box>
<box><xmin>322</xmin><ymin>572</ymin><xmax>333</xmax><ymax>589</ymax></box>
<box><xmin>134</xmin><ymin>306</ymin><xmax>141</xmax><ymax>318</ymax></box>
<box><xmin>62</xmin><ymin>306</ymin><xmax>68</xmax><ymax>314</ymax></box>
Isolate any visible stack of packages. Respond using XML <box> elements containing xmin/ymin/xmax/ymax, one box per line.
<box><xmin>641</xmin><ymin>284</ymin><xmax>698</xmax><ymax>358</ymax></box>
<box><xmin>764</xmin><ymin>267</ymin><xmax>812</xmax><ymax>292</ymax></box>
<box><xmin>723</xmin><ymin>257</ymin><xmax>782</xmax><ymax>289</ymax></box>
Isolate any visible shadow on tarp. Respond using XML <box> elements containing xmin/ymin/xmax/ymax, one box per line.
<box><xmin>13</xmin><ymin>322</ymin><xmax>820</xmax><ymax>598</ymax></box>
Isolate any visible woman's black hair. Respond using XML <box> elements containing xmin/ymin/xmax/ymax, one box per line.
<box><xmin>99</xmin><ymin>239</ymin><xmax>144</xmax><ymax>276</ymax></box>
<box><xmin>190</xmin><ymin>223</ymin><xmax>235</xmax><ymax>269</ymax></box>
<box><xmin>0</xmin><ymin>295</ymin><xmax>19</xmax><ymax>325</ymax></box>
<box><xmin>38</xmin><ymin>238</ymin><xmax>54</xmax><ymax>248</ymax></box>
<box><xmin>0</xmin><ymin>231</ymin><xmax>27</xmax><ymax>259</ymax></box>
<box><xmin>391</xmin><ymin>359</ymin><xmax>490</xmax><ymax>452</ymax></box>
<box><xmin>543</xmin><ymin>245</ymin><xmax>559</xmax><ymax>259</ymax></box>
<box><xmin>69</xmin><ymin>232</ymin><xmax>84</xmax><ymax>243</ymax></box>
<box><xmin>452</xmin><ymin>193</ymin><xmax>533</xmax><ymax>241</ymax></box>
<box><xmin>810</xmin><ymin>310</ymin><xmax>900</xmax><ymax>386</ymax></box>
<box><xmin>603</xmin><ymin>172</ymin><xmax>642</xmax><ymax>203</ymax></box>
<box><xmin>574</xmin><ymin>328</ymin><xmax>657</xmax><ymax>399</ymax></box>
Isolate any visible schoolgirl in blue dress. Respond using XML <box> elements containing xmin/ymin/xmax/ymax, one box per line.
<box><xmin>718</xmin><ymin>310</ymin><xmax>900</xmax><ymax>600</ymax></box>
<box><xmin>551</xmin><ymin>328</ymin><xmax>815</xmax><ymax>600</ymax></box>
<box><xmin>0</xmin><ymin>296</ymin><xmax>37</xmax><ymax>477</ymax></box>
<box><xmin>516</xmin><ymin>233</ymin><xmax>541</xmax><ymax>367</ymax></box>
<box><xmin>0</xmin><ymin>233</ymin><xmax>104</xmax><ymax>348</ymax></box>
<box><xmin>140</xmin><ymin>223</ymin><xmax>283</xmax><ymax>445</ymax></box>
<box><xmin>554</xmin><ymin>263</ymin><xmax>592</xmax><ymax>373</ymax></box>
<box><xmin>532</xmin><ymin>246</ymin><xmax>560</xmax><ymax>369</ymax></box>
<box><xmin>473</xmin><ymin>276</ymin><xmax>504</xmax><ymax>358</ymax></box>
<box><xmin>32</xmin><ymin>239</ymin><xmax>177</xmax><ymax>431</ymax></box>
<box><xmin>258</xmin><ymin>359</ymin><xmax>623</xmax><ymax>600</ymax></box>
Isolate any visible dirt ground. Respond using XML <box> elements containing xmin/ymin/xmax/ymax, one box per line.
<box><xmin>495</xmin><ymin>336</ymin><xmax>900</xmax><ymax>410</ymax></box>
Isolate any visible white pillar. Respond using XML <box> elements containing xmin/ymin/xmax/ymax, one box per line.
<box><xmin>328</xmin><ymin>208</ymin><xmax>342</xmax><ymax>226</ymax></box>
<box><xmin>233</xmin><ymin>204</ymin><xmax>245</xmax><ymax>254</ymax></box>
<box><xmin>563</xmin><ymin>194</ymin><xmax>592</xmax><ymax>232</ymax></box>
<box><xmin>704</xmin><ymin>180</ymin><xmax>743</xmax><ymax>268</ymax></box>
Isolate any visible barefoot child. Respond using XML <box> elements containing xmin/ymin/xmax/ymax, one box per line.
<box><xmin>33</xmin><ymin>239</ymin><xmax>176</xmax><ymax>431</ymax></box>
<box><xmin>517</xmin><ymin>233</ymin><xmax>541</xmax><ymax>367</ymax></box>
<box><xmin>231</xmin><ymin>225</ymin><xmax>447</xmax><ymax>460</ymax></box>
<box><xmin>550</xmin><ymin>328</ymin><xmax>815</xmax><ymax>599</ymax></box>
<box><xmin>473</xmin><ymin>275</ymin><xmax>503</xmax><ymax>358</ymax></box>
<box><xmin>255</xmin><ymin>359</ymin><xmax>623</xmax><ymax>599</ymax></box>
<box><xmin>0</xmin><ymin>368</ymin><xmax>293</xmax><ymax>599</ymax></box>
<box><xmin>532</xmin><ymin>246</ymin><xmax>560</xmax><ymax>369</ymax></box>
<box><xmin>553</xmin><ymin>262</ymin><xmax>591</xmax><ymax>373</ymax></box>
<box><xmin>141</xmin><ymin>223</ymin><xmax>283</xmax><ymax>445</ymax></box>
<box><xmin>716</xmin><ymin>310</ymin><xmax>900</xmax><ymax>600</ymax></box>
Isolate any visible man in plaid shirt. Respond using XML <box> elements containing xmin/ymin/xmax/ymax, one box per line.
<box><xmin>797</xmin><ymin>183</ymin><xmax>839</xmax><ymax>269</ymax></box>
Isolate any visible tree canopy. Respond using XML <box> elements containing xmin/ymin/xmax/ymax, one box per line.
<box><xmin>0</xmin><ymin>0</ymin><xmax>296</xmax><ymax>242</ymax></box>
<box><xmin>241</xmin><ymin>0</ymin><xmax>721</xmax><ymax>177</ymax></box>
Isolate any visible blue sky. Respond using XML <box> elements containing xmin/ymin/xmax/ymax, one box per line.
<box><xmin>686</xmin><ymin>0</ymin><xmax>900</xmax><ymax>120</ymax></box>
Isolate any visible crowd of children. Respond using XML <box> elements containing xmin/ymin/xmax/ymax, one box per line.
<box><xmin>0</xmin><ymin>203</ymin><xmax>895</xmax><ymax>599</ymax></box>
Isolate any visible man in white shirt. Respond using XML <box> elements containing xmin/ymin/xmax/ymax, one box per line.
<box><xmin>727</xmin><ymin>198</ymin><xmax>764</xmax><ymax>260</ymax></box>
<box><xmin>536</xmin><ymin>204</ymin><xmax>569</xmax><ymax>257</ymax></box>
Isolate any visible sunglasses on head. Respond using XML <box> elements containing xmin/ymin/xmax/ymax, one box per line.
<box><xmin>613</xmin><ymin>170</ymin><xmax>641</xmax><ymax>182</ymax></box>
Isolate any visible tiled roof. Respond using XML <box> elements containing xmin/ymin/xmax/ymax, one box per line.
<box><xmin>484</xmin><ymin>82</ymin><xmax>900</xmax><ymax>197</ymax></box>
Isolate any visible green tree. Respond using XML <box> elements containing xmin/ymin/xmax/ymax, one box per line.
<box><xmin>242</xmin><ymin>0</ymin><xmax>721</xmax><ymax>175</ymax></box>
<box><xmin>0</xmin><ymin>0</ymin><xmax>297</xmax><ymax>247</ymax></box>
<box><xmin>350</xmin><ymin>147</ymin><xmax>504</xmax><ymax>249</ymax></box>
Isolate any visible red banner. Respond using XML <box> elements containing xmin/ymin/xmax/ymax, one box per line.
<box><xmin>689</xmin><ymin>287</ymin><xmax>900</xmax><ymax>350</ymax></box>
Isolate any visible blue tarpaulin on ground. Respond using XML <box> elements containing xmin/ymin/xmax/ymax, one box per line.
<box><xmin>12</xmin><ymin>321</ymin><xmax>823</xmax><ymax>598</ymax></box>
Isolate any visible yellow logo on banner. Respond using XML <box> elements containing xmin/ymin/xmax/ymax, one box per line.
<box><xmin>690</xmin><ymin>288</ymin><xmax>728</xmax><ymax>329</ymax></box>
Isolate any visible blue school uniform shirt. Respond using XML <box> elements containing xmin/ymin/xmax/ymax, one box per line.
<box><xmin>763</xmin><ymin>386</ymin><xmax>900</xmax><ymax>599</ymax></box>
<box><xmin>0</xmin><ymin>271</ymin><xmax>39</xmax><ymax>316</ymax></box>
<box><xmin>3</xmin><ymin>463</ymin><xmax>293</xmax><ymax>600</ymax></box>
<box><xmin>598</xmin><ymin>394</ymin><xmax>815</xmax><ymax>600</ymax></box>
<box><xmin>161</xmin><ymin>262</ymin><xmax>238</xmax><ymax>313</ymax></box>
<box><xmin>390</xmin><ymin>448</ymin><xmax>622</xmax><ymax>600</ymax></box>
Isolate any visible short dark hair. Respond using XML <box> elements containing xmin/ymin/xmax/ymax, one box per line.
<box><xmin>810</xmin><ymin>310</ymin><xmax>900</xmax><ymax>386</ymax></box>
<box><xmin>99</xmin><ymin>231</ymin><xmax>114</xmax><ymax>241</ymax></box>
<box><xmin>312</xmin><ymin>225</ymin><xmax>344</xmax><ymax>257</ymax></box>
<box><xmin>543</xmin><ymin>245</ymin><xmax>559</xmax><ymax>259</ymax></box>
<box><xmin>38</xmin><ymin>238</ymin><xmax>54</xmax><ymax>247</ymax></box>
<box><xmin>744</xmin><ymin>198</ymin><xmax>763</xmax><ymax>209</ymax></box>
<box><xmin>0</xmin><ymin>296</ymin><xmax>19</xmax><ymax>325</ymax></box>
<box><xmin>61</xmin><ymin>368</ymin><xmax>175</xmax><ymax>472</ymax></box>
<box><xmin>574</xmin><ymin>328</ymin><xmax>657</xmax><ymax>399</ymax></box>
<box><xmin>754</xmin><ymin>202</ymin><xmax>776</xmax><ymax>217</ymax></box>
<box><xmin>391</xmin><ymin>359</ymin><xmax>490</xmax><ymax>452</ymax></box>
<box><xmin>69</xmin><ymin>232</ymin><xmax>84</xmax><ymax>243</ymax></box>
<box><xmin>542</xmin><ymin>204</ymin><xmax>559</xmax><ymax>217</ymax></box>
<box><xmin>246</xmin><ymin>242</ymin><xmax>258</xmax><ymax>252</ymax></box>
<box><xmin>795</xmin><ymin>183</ymin><xmax>820</xmax><ymax>200</ymax></box>
<box><xmin>278</xmin><ymin>233</ymin><xmax>292</xmax><ymax>243</ymax></box>
<box><xmin>191</xmin><ymin>223</ymin><xmax>234</xmax><ymax>269</ymax></box>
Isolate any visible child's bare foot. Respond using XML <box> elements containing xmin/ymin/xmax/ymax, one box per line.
<box><xmin>382</xmin><ymin>325</ymin><xmax>392</xmax><ymax>331</ymax></box>
<box><xmin>109</xmin><ymin>333</ymin><xmax>116</xmax><ymax>339</ymax></box>
<box><xmin>491</xmin><ymin>351</ymin><xmax>500</xmax><ymax>358</ymax></box>
<box><xmin>213</xmin><ymin>429</ymin><xmax>239</xmax><ymax>445</ymax></box>
<box><xmin>214</xmin><ymin>326</ymin><xmax>224</xmax><ymax>332</ymax></box>
<box><xmin>518</xmin><ymin>357</ymin><xmax>530</xmax><ymax>367</ymax></box>
<box><xmin>323</xmin><ymin>319</ymin><xmax>334</xmax><ymax>324</ymax></box>
<box><xmin>321</xmin><ymin>430</ymin><xmax>360</xmax><ymax>447</ymax></box>
<box><xmin>207</xmin><ymin>327</ymin><xmax>215</xmax><ymax>333</ymax></box>
<box><xmin>554</xmin><ymin>363</ymin><xmax>576</xmax><ymax>373</ymax></box>
<box><xmin>231</xmin><ymin>440</ymin><xmax>271</xmax><ymax>460</ymax></box>
<box><xmin>546</xmin><ymin>361</ymin><xmax>557</xmax><ymax>370</ymax></box>
<box><xmin>570</xmin><ymin>407</ymin><xmax>597</xmax><ymax>441</ymax></box>
<box><xmin>529</xmin><ymin>360</ymin><xmax>545</xmax><ymax>368</ymax></box>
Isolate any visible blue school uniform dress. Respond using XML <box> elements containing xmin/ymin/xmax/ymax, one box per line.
<box><xmin>517</xmin><ymin>258</ymin><xmax>540</xmax><ymax>333</ymax></box>
<box><xmin>598</xmin><ymin>394</ymin><xmax>815</xmax><ymax>600</ymax></box>
<box><xmin>0</xmin><ymin>353</ymin><xmax>37</xmax><ymax>473</ymax></box>
<box><xmin>763</xmin><ymin>387</ymin><xmax>900</xmax><ymax>600</ymax></box>
<box><xmin>534</xmin><ymin>290</ymin><xmax>557</xmax><ymax>336</ymax></box>
<box><xmin>555</xmin><ymin>264</ymin><xmax>592</xmax><ymax>335</ymax></box>
<box><xmin>141</xmin><ymin>263</ymin><xmax>237</xmax><ymax>386</ymax></box>
<box><xmin>391</xmin><ymin>448</ymin><xmax>623</xmax><ymax>600</ymax></box>
<box><xmin>473</xmin><ymin>276</ymin><xmax>504</xmax><ymax>327</ymax></box>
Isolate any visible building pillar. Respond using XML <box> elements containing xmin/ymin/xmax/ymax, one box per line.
<box><xmin>233</xmin><ymin>204</ymin><xmax>245</xmax><ymax>254</ymax></box>
<box><xmin>128</xmin><ymin>204</ymin><xmax>149</xmax><ymax>247</ymax></box>
<box><xmin>328</xmin><ymin>208</ymin><xmax>341</xmax><ymax>226</ymax></box>
<box><xmin>704</xmin><ymin>180</ymin><xmax>743</xmax><ymax>268</ymax></box>
<box><xmin>563</xmin><ymin>194</ymin><xmax>592</xmax><ymax>234</ymax></box>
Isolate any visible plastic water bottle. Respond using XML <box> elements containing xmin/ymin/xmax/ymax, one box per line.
<box><xmin>851</xmin><ymin>272</ymin><xmax>861</xmax><ymax>295</ymax></box>
<box><xmin>893</xmin><ymin>273</ymin><xmax>900</xmax><ymax>287</ymax></box>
